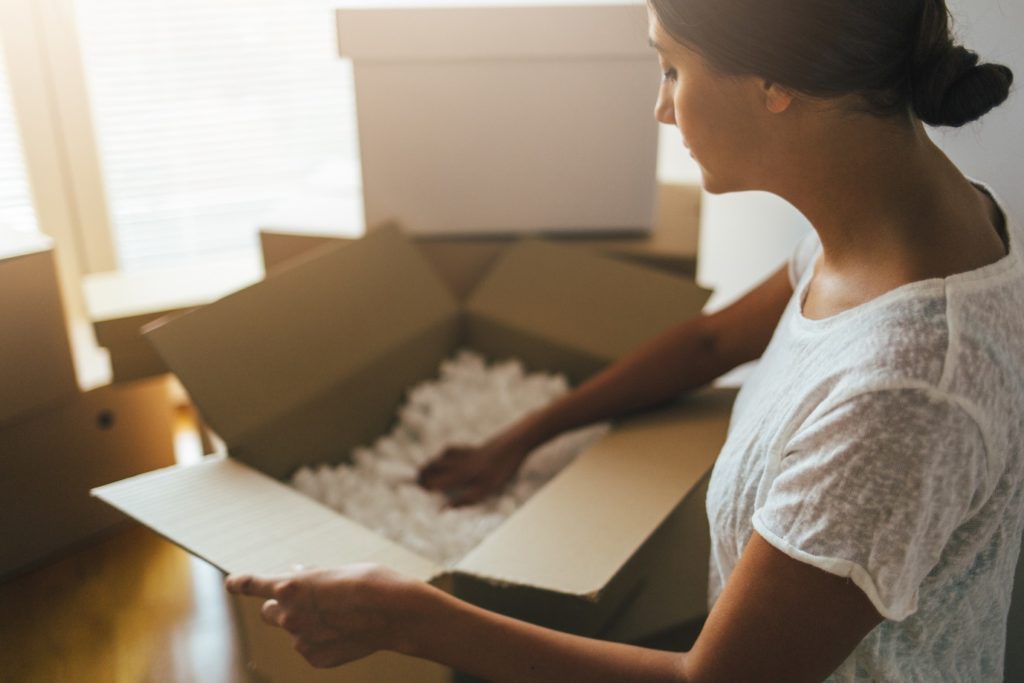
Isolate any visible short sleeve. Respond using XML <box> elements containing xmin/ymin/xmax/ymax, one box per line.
<box><xmin>787</xmin><ymin>230</ymin><xmax>821</xmax><ymax>288</ymax></box>
<box><xmin>751</xmin><ymin>388</ymin><xmax>988</xmax><ymax>621</ymax></box>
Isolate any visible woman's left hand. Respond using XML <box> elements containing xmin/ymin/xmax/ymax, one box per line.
<box><xmin>225</xmin><ymin>563</ymin><xmax>428</xmax><ymax>668</ymax></box>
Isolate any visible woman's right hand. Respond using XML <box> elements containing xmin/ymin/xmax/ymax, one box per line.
<box><xmin>416</xmin><ymin>431</ymin><xmax>534</xmax><ymax>507</ymax></box>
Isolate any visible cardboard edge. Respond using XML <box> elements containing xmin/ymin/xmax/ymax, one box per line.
<box><xmin>450</xmin><ymin>389</ymin><xmax>737</xmax><ymax>599</ymax></box>
<box><xmin>0</xmin><ymin>238</ymin><xmax>54</xmax><ymax>261</ymax></box>
<box><xmin>92</xmin><ymin>457</ymin><xmax>444</xmax><ymax>581</ymax></box>
<box><xmin>141</xmin><ymin>224</ymin><xmax>461</xmax><ymax>449</ymax></box>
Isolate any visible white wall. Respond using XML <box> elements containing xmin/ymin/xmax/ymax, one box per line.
<box><xmin>928</xmin><ymin>0</ymin><xmax>1024</xmax><ymax>223</ymax></box>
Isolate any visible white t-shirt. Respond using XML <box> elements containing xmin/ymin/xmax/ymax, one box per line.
<box><xmin>706</xmin><ymin>186</ymin><xmax>1024</xmax><ymax>682</ymax></box>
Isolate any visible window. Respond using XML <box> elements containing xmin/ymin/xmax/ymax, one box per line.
<box><xmin>0</xmin><ymin>43</ymin><xmax>39</xmax><ymax>236</ymax></box>
<box><xmin>10</xmin><ymin>0</ymin><xmax>702</xmax><ymax>279</ymax></box>
<box><xmin>74</xmin><ymin>0</ymin><xmax>363</xmax><ymax>272</ymax></box>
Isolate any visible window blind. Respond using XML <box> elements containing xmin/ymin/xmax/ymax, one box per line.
<box><xmin>74</xmin><ymin>0</ymin><xmax>364</xmax><ymax>272</ymax></box>
<box><xmin>0</xmin><ymin>43</ymin><xmax>39</xmax><ymax>235</ymax></box>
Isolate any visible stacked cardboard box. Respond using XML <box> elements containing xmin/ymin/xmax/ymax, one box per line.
<box><xmin>0</xmin><ymin>235</ymin><xmax>176</xmax><ymax>578</ymax></box>
<box><xmin>95</xmin><ymin>227</ymin><xmax>735</xmax><ymax>682</ymax></box>
<box><xmin>0</xmin><ymin>235</ymin><xmax>78</xmax><ymax>424</ymax></box>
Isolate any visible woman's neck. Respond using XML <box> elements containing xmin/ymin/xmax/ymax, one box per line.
<box><xmin>768</xmin><ymin>115</ymin><xmax>1006</xmax><ymax>297</ymax></box>
<box><xmin>754</xmin><ymin>112</ymin><xmax>1008</xmax><ymax>319</ymax></box>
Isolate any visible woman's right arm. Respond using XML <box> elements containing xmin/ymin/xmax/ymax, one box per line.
<box><xmin>419</xmin><ymin>264</ymin><xmax>795</xmax><ymax>504</ymax></box>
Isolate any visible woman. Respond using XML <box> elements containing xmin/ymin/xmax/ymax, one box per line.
<box><xmin>227</xmin><ymin>1</ymin><xmax>1021</xmax><ymax>680</ymax></box>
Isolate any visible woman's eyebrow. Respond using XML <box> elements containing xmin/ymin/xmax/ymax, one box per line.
<box><xmin>648</xmin><ymin>36</ymin><xmax>665</xmax><ymax>52</ymax></box>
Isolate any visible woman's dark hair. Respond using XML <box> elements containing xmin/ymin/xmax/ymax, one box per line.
<box><xmin>647</xmin><ymin>0</ymin><xmax>1013</xmax><ymax>127</ymax></box>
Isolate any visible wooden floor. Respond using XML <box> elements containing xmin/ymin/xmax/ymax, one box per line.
<box><xmin>0</xmin><ymin>405</ymin><xmax>252</xmax><ymax>683</ymax></box>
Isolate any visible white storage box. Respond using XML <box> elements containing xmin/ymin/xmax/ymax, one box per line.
<box><xmin>337</xmin><ymin>2</ymin><xmax>659</xmax><ymax>236</ymax></box>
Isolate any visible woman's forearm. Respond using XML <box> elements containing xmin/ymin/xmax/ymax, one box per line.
<box><xmin>512</xmin><ymin>315</ymin><xmax>726</xmax><ymax>449</ymax></box>
<box><xmin>512</xmin><ymin>266</ymin><xmax>793</xmax><ymax>452</ymax></box>
<box><xmin>405</xmin><ymin>586</ymin><xmax>691</xmax><ymax>683</ymax></box>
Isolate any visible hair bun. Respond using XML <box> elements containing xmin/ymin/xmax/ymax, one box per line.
<box><xmin>912</xmin><ymin>45</ymin><xmax>1014</xmax><ymax>127</ymax></box>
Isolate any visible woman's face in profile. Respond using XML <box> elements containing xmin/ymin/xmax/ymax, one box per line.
<box><xmin>648</xmin><ymin>10</ymin><xmax>783</xmax><ymax>195</ymax></box>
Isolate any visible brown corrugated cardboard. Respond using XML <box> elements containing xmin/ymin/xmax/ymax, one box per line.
<box><xmin>102</xmin><ymin>338</ymin><xmax>175</xmax><ymax>383</ymax></box>
<box><xmin>94</xmin><ymin>310</ymin><xmax>192</xmax><ymax>382</ymax></box>
<box><xmin>94</xmin><ymin>226</ymin><xmax>733</xmax><ymax>681</ymax></box>
<box><xmin>0</xmin><ymin>239</ymin><xmax>78</xmax><ymax>425</ymax></box>
<box><xmin>140</xmin><ymin>229</ymin><xmax>460</xmax><ymax>480</ymax></box>
<box><xmin>336</xmin><ymin>4</ymin><xmax>659</xmax><ymax>236</ymax></box>
<box><xmin>463</xmin><ymin>240</ymin><xmax>708</xmax><ymax>383</ymax></box>
<box><xmin>1</xmin><ymin>376</ymin><xmax>175</xmax><ymax>578</ymax></box>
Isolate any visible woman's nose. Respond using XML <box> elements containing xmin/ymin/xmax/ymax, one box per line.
<box><xmin>654</xmin><ymin>90</ymin><xmax>675</xmax><ymax>126</ymax></box>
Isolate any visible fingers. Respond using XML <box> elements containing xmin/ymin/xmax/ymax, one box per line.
<box><xmin>416</xmin><ymin>450</ymin><xmax>466</xmax><ymax>490</ymax></box>
<box><xmin>226</xmin><ymin>573</ymin><xmax>291</xmax><ymax>598</ymax></box>
<box><xmin>446</xmin><ymin>484</ymin><xmax>491</xmax><ymax>507</ymax></box>
<box><xmin>419</xmin><ymin>448</ymin><xmax>500</xmax><ymax>505</ymax></box>
<box><xmin>261</xmin><ymin>598</ymin><xmax>285</xmax><ymax>627</ymax></box>
<box><xmin>420</xmin><ymin>467</ymin><xmax>473</xmax><ymax>493</ymax></box>
<box><xmin>295</xmin><ymin>638</ymin><xmax>372</xmax><ymax>669</ymax></box>
<box><xmin>261</xmin><ymin>599</ymin><xmax>335</xmax><ymax>641</ymax></box>
<box><xmin>416</xmin><ymin>460</ymin><xmax>448</xmax><ymax>489</ymax></box>
<box><xmin>226</xmin><ymin>571</ymin><xmax>312</xmax><ymax>602</ymax></box>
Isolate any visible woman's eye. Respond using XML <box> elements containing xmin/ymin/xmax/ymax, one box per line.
<box><xmin>662</xmin><ymin>68</ymin><xmax>678</xmax><ymax>83</ymax></box>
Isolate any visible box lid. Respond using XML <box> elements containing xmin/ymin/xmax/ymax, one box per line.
<box><xmin>143</xmin><ymin>225</ymin><xmax>459</xmax><ymax>457</ymax></box>
<box><xmin>466</xmin><ymin>239</ymin><xmax>710</xmax><ymax>368</ymax></box>
<box><xmin>451</xmin><ymin>389</ymin><xmax>735</xmax><ymax>597</ymax></box>
<box><xmin>92</xmin><ymin>457</ymin><xmax>439</xmax><ymax>580</ymax></box>
<box><xmin>336</xmin><ymin>3</ymin><xmax>650</xmax><ymax>63</ymax></box>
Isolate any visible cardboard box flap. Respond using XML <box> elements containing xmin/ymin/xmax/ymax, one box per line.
<box><xmin>466</xmin><ymin>240</ymin><xmax>710</xmax><ymax>366</ymax></box>
<box><xmin>92</xmin><ymin>457</ymin><xmax>440</xmax><ymax>580</ymax></box>
<box><xmin>452</xmin><ymin>389</ymin><xmax>736</xmax><ymax>597</ymax></box>
<box><xmin>93</xmin><ymin>310</ymin><xmax>190</xmax><ymax>348</ymax></box>
<box><xmin>144</xmin><ymin>225</ymin><xmax>459</xmax><ymax>450</ymax></box>
<box><xmin>336</xmin><ymin>4</ymin><xmax>649</xmax><ymax>63</ymax></box>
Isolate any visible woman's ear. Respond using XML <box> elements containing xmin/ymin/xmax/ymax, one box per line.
<box><xmin>762</xmin><ymin>81</ymin><xmax>794</xmax><ymax>114</ymax></box>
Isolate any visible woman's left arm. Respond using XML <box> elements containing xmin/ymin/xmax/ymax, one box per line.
<box><xmin>226</xmin><ymin>532</ymin><xmax>882</xmax><ymax>683</ymax></box>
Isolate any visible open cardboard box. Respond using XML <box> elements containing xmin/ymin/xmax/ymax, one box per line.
<box><xmin>93</xmin><ymin>227</ymin><xmax>735</xmax><ymax>682</ymax></box>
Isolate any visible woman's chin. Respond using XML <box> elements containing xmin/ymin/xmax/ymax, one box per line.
<box><xmin>699</xmin><ymin>169</ymin><xmax>747</xmax><ymax>196</ymax></box>
<box><xmin>698</xmin><ymin>169</ymin><xmax>725</xmax><ymax>195</ymax></box>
